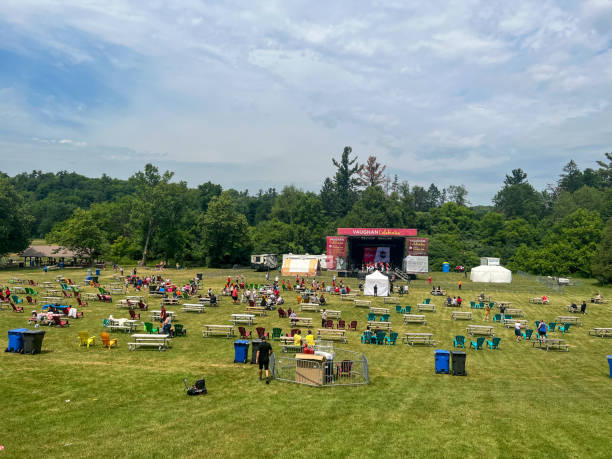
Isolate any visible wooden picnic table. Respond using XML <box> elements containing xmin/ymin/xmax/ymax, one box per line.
<box><xmin>590</xmin><ymin>298</ymin><xmax>607</xmax><ymax>304</ymax></box>
<box><xmin>325</xmin><ymin>310</ymin><xmax>342</xmax><ymax>319</ymax></box>
<box><xmin>417</xmin><ymin>303</ymin><xmax>436</xmax><ymax>313</ymax></box>
<box><xmin>402</xmin><ymin>333</ymin><xmax>436</xmax><ymax>346</ymax></box>
<box><xmin>317</xmin><ymin>328</ymin><xmax>347</xmax><ymax>343</ymax></box>
<box><xmin>369</xmin><ymin>307</ymin><xmax>390</xmax><ymax>315</ymax></box>
<box><xmin>129</xmin><ymin>333</ymin><xmax>172</xmax><ymax>351</ymax></box>
<box><xmin>245</xmin><ymin>306</ymin><xmax>267</xmax><ymax>316</ymax></box>
<box><xmin>150</xmin><ymin>310</ymin><xmax>177</xmax><ymax>321</ymax></box>
<box><xmin>182</xmin><ymin>303</ymin><xmax>206</xmax><ymax>313</ymax></box>
<box><xmin>341</xmin><ymin>293</ymin><xmax>357</xmax><ymax>301</ymax></box>
<box><xmin>198</xmin><ymin>296</ymin><xmax>219</xmax><ymax>306</ymax></box>
<box><xmin>475</xmin><ymin>295</ymin><xmax>492</xmax><ymax>302</ymax></box>
<box><xmin>466</xmin><ymin>325</ymin><xmax>495</xmax><ymax>337</ymax></box>
<box><xmin>12</xmin><ymin>286</ymin><xmax>26</xmax><ymax>294</ymax></box>
<box><xmin>107</xmin><ymin>319</ymin><xmax>140</xmax><ymax>333</ymax></box>
<box><xmin>161</xmin><ymin>297</ymin><xmax>180</xmax><ymax>305</ymax></box>
<box><xmin>555</xmin><ymin>316</ymin><xmax>582</xmax><ymax>326</ymax></box>
<box><xmin>110</xmin><ymin>287</ymin><xmax>124</xmax><ymax>295</ymax></box>
<box><xmin>354</xmin><ymin>299</ymin><xmax>372</xmax><ymax>308</ymax></box>
<box><xmin>84</xmin><ymin>293</ymin><xmax>99</xmax><ymax>301</ymax></box>
<box><xmin>403</xmin><ymin>314</ymin><xmax>427</xmax><ymax>325</ymax></box>
<box><xmin>529</xmin><ymin>297</ymin><xmax>549</xmax><ymax>304</ymax></box>
<box><xmin>503</xmin><ymin>318</ymin><xmax>528</xmax><ymax>328</ymax></box>
<box><xmin>126</xmin><ymin>295</ymin><xmax>144</xmax><ymax>302</ymax></box>
<box><xmin>290</xmin><ymin>317</ymin><xmax>313</xmax><ymax>328</ymax></box>
<box><xmin>504</xmin><ymin>308</ymin><xmax>524</xmax><ymax>317</ymax></box>
<box><xmin>202</xmin><ymin>325</ymin><xmax>235</xmax><ymax>338</ymax></box>
<box><xmin>532</xmin><ymin>338</ymin><xmax>569</xmax><ymax>351</ymax></box>
<box><xmin>42</xmin><ymin>296</ymin><xmax>62</xmax><ymax>304</ymax></box>
<box><xmin>588</xmin><ymin>328</ymin><xmax>612</xmax><ymax>338</ymax></box>
<box><xmin>300</xmin><ymin>303</ymin><xmax>319</xmax><ymax>312</ymax></box>
<box><xmin>383</xmin><ymin>297</ymin><xmax>400</xmax><ymax>304</ymax></box>
<box><xmin>230</xmin><ymin>314</ymin><xmax>256</xmax><ymax>325</ymax></box>
<box><xmin>367</xmin><ymin>321</ymin><xmax>392</xmax><ymax>332</ymax></box>
<box><xmin>497</xmin><ymin>301</ymin><xmax>512</xmax><ymax>308</ymax></box>
<box><xmin>451</xmin><ymin>311</ymin><xmax>472</xmax><ymax>321</ymax></box>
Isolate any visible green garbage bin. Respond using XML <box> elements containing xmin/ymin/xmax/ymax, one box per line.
<box><xmin>22</xmin><ymin>330</ymin><xmax>46</xmax><ymax>354</ymax></box>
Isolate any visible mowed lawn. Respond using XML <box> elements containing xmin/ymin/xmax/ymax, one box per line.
<box><xmin>1</xmin><ymin>268</ymin><xmax>611</xmax><ymax>458</ymax></box>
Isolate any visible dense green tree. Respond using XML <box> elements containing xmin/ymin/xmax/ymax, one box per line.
<box><xmin>0</xmin><ymin>178</ymin><xmax>32</xmax><ymax>256</ymax></box>
<box><xmin>493</xmin><ymin>172</ymin><xmax>543</xmax><ymax>221</ymax></box>
<box><xmin>47</xmin><ymin>208</ymin><xmax>106</xmax><ymax>264</ymax></box>
<box><xmin>592</xmin><ymin>218</ymin><xmax>612</xmax><ymax>284</ymax></box>
<box><xmin>343</xmin><ymin>186</ymin><xmax>403</xmax><ymax>228</ymax></box>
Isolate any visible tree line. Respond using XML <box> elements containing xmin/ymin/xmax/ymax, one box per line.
<box><xmin>1</xmin><ymin>150</ymin><xmax>611</xmax><ymax>283</ymax></box>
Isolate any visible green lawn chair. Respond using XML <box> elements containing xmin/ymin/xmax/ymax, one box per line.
<box><xmin>375</xmin><ymin>331</ymin><xmax>386</xmax><ymax>345</ymax></box>
<box><xmin>424</xmin><ymin>298</ymin><xmax>431</xmax><ymax>304</ymax></box>
<box><xmin>489</xmin><ymin>302</ymin><xmax>495</xmax><ymax>309</ymax></box>
<box><xmin>559</xmin><ymin>323</ymin><xmax>571</xmax><ymax>334</ymax></box>
<box><xmin>470</xmin><ymin>337</ymin><xmax>485</xmax><ymax>350</ymax></box>
<box><xmin>404</xmin><ymin>305</ymin><xmax>412</xmax><ymax>314</ymax></box>
<box><xmin>522</xmin><ymin>329</ymin><xmax>534</xmax><ymax>340</ymax></box>
<box><xmin>173</xmin><ymin>324</ymin><xmax>186</xmax><ymax>336</ymax></box>
<box><xmin>182</xmin><ymin>292</ymin><xmax>189</xmax><ymax>299</ymax></box>
<box><xmin>505</xmin><ymin>315</ymin><xmax>512</xmax><ymax>320</ymax></box>
<box><xmin>479</xmin><ymin>302</ymin><xmax>485</xmax><ymax>309</ymax></box>
<box><xmin>395</xmin><ymin>305</ymin><xmax>403</xmax><ymax>314</ymax></box>
<box><xmin>385</xmin><ymin>332</ymin><xmax>398</xmax><ymax>345</ymax></box>
<box><xmin>493</xmin><ymin>314</ymin><xmax>502</xmax><ymax>322</ymax></box>
<box><xmin>144</xmin><ymin>322</ymin><xmax>158</xmax><ymax>334</ymax></box>
<box><xmin>367</xmin><ymin>313</ymin><xmax>376</xmax><ymax>321</ymax></box>
<box><xmin>470</xmin><ymin>301</ymin><xmax>477</xmax><ymax>309</ymax></box>
<box><xmin>548</xmin><ymin>322</ymin><xmax>557</xmax><ymax>332</ymax></box>
<box><xmin>361</xmin><ymin>331</ymin><xmax>373</xmax><ymax>344</ymax></box>
<box><xmin>381</xmin><ymin>314</ymin><xmax>390</xmax><ymax>322</ymax></box>
<box><xmin>11</xmin><ymin>295</ymin><xmax>23</xmax><ymax>304</ymax></box>
<box><xmin>486</xmin><ymin>337</ymin><xmax>501</xmax><ymax>350</ymax></box>
<box><xmin>453</xmin><ymin>335</ymin><xmax>465</xmax><ymax>348</ymax></box>
<box><xmin>271</xmin><ymin>328</ymin><xmax>282</xmax><ymax>341</ymax></box>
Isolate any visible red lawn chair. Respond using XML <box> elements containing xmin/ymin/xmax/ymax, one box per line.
<box><xmin>238</xmin><ymin>327</ymin><xmax>251</xmax><ymax>339</ymax></box>
<box><xmin>138</xmin><ymin>300</ymin><xmax>148</xmax><ymax>310</ymax></box>
<box><xmin>62</xmin><ymin>290</ymin><xmax>72</xmax><ymax>298</ymax></box>
<box><xmin>51</xmin><ymin>315</ymin><xmax>69</xmax><ymax>327</ymax></box>
<box><xmin>277</xmin><ymin>308</ymin><xmax>287</xmax><ymax>318</ymax></box>
<box><xmin>336</xmin><ymin>360</ymin><xmax>353</xmax><ymax>378</ymax></box>
<box><xmin>324</xmin><ymin>319</ymin><xmax>334</xmax><ymax>329</ymax></box>
<box><xmin>129</xmin><ymin>309</ymin><xmax>140</xmax><ymax>320</ymax></box>
<box><xmin>337</xmin><ymin>319</ymin><xmax>346</xmax><ymax>329</ymax></box>
<box><xmin>348</xmin><ymin>320</ymin><xmax>357</xmax><ymax>331</ymax></box>
<box><xmin>11</xmin><ymin>302</ymin><xmax>24</xmax><ymax>313</ymax></box>
<box><xmin>76</xmin><ymin>297</ymin><xmax>88</xmax><ymax>307</ymax></box>
<box><xmin>290</xmin><ymin>329</ymin><xmax>300</xmax><ymax>336</ymax></box>
<box><xmin>255</xmin><ymin>327</ymin><xmax>269</xmax><ymax>339</ymax></box>
<box><xmin>26</xmin><ymin>295</ymin><xmax>36</xmax><ymax>304</ymax></box>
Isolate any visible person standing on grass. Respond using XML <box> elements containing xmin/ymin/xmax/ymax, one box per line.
<box><xmin>428</xmin><ymin>276</ymin><xmax>432</xmax><ymax>285</ymax></box>
<box><xmin>580</xmin><ymin>300</ymin><xmax>587</xmax><ymax>314</ymax></box>
<box><xmin>537</xmin><ymin>320</ymin><xmax>547</xmax><ymax>342</ymax></box>
<box><xmin>500</xmin><ymin>304</ymin><xmax>506</xmax><ymax>320</ymax></box>
<box><xmin>458</xmin><ymin>280</ymin><xmax>462</xmax><ymax>290</ymax></box>
<box><xmin>515</xmin><ymin>321</ymin><xmax>522</xmax><ymax>342</ymax></box>
<box><xmin>256</xmin><ymin>336</ymin><xmax>273</xmax><ymax>384</ymax></box>
<box><xmin>321</xmin><ymin>309</ymin><xmax>328</xmax><ymax>327</ymax></box>
<box><xmin>373</xmin><ymin>284</ymin><xmax>378</xmax><ymax>297</ymax></box>
<box><xmin>484</xmin><ymin>303</ymin><xmax>491</xmax><ymax>320</ymax></box>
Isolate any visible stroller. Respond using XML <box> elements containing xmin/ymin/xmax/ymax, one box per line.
<box><xmin>183</xmin><ymin>378</ymin><xmax>207</xmax><ymax>396</ymax></box>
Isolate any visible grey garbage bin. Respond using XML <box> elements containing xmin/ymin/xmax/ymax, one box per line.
<box><xmin>22</xmin><ymin>330</ymin><xmax>46</xmax><ymax>354</ymax></box>
<box><xmin>451</xmin><ymin>351</ymin><xmax>466</xmax><ymax>376</ymax></box>
<box><xmin>251</xmin><ymin>339</ymin><xmax>262</xmax><ymax>364</ymax></box>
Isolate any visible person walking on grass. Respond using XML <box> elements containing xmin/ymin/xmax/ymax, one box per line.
<box><xmin>515</xmin><ymin>321</ymin><xmax>522</xmax><ymax>342</ymax></box>
<box><xmin>256</xmin><ymin>336</ymin><xmax>273</xmax><ymax>384</ymax></box>
<box><xmin>484</xmin><ymin>303</ymin><xmax>491</xmax><ymax>321</ymax></box>
<box><xmin>373</xmin><ymin>284</ymin><xmax>378</xmax><ymax>297</ymax></box>
<box><xmin>537</xmin><ymin>320</ymin><xmax>547</xmax><ymax>342</ymax></box>
<box><xmin>458</xmin><ymin>280</ymin><xmax>462</xmax><ymax>290</ymax></box>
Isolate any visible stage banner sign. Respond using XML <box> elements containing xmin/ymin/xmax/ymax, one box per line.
<box><xmin>337</xmin><ymin>228</ymin><xmax>417</xmax><ymax>237</ymax></box>
<box><xmin>406</xmin><ymin>238</ymin><xmax>429</xmax><ymax>256</ymax></box>
<box><xmin>326</xmin><ymin>236</ymin><xmax>347</xmax><ymax>270</ymax></box>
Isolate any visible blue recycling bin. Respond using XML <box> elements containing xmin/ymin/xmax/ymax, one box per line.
<box><xmin>608</xmin><ymin>356</ymin><xmax>612</xmax><ymax>378</ymax></box>
<box><xmin>6</xmin><ymin>328</ymin><xmax>29</xmax><ymax>353</ymax></box>
<box><xmin>442</xmin><ymin>262</ymin><xmax>450</xmax><ymax>273</ymax></box>
<box><xmin>95</xmin><ymin>268</ymin><xmax>101</xmax><ymax>276</ymax></box>
<box><xmin>234</xmin><ymin>340</ymin><xmax>250</xmax><ymax>363</ymax></box>
<box><xmin>435</xmin><ymin>349</ymin><xmax>450</xmax><ymax>374</ymax></box>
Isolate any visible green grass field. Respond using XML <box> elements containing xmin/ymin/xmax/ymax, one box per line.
<box><xmin>1</xmin><ymin>268</ymin><xmax>611</xmax><ymax>458</ymax></box>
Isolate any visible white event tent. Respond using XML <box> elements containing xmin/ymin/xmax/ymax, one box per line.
<box><xmin>470</xmin><ymin>265</ymin><xmax>512</xmax><ymax>283</ymax></box>
<box><xmin>363</xmin><ymin>270</ymin><xmax>390</xmax><ymax>296</ymax></box>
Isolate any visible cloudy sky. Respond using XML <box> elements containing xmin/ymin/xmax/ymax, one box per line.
<box><xmin>1</xmin><ymin>1</ymin><xmax>612</xmax><ymax>204</ymax></box>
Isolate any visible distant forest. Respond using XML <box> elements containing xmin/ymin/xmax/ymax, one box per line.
<box><xmin>1</xmin><ymin>148</ymin><xmax>611</xmax><ymax>283</ymax></box>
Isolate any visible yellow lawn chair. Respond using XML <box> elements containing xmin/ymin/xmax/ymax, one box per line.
<box><xmin>78</xmin><ymin>331</ymin><xmax>95</xmax><ymax>348</ymax></box>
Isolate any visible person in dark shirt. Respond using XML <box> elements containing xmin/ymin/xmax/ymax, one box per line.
<box><xmin>256</xmin><ymin>336</ymin><xmax>273</xmax><ymax>384</ymax></box>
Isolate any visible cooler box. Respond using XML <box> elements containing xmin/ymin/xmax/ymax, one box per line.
<box><xmin>233</xmin><ymin>340</ymin><xmax>250</xmax><ymax>363</ymax></box>
<box><xmin>7</xmin><ymin>328</ymin><xmax>29</xmax><ymax>353</ymax></box>
<box><xmin>435</xmin><ymin>349</ymin><xmax>450</xmax><ymax>374</ymax></box>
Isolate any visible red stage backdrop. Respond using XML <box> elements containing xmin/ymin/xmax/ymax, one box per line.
<box><xmin>326</xmin><ymin>236</ymin><xmax>348</xmax><ymax>270</ymax></box>
<box><xmin>337</xmin><ymin>228</ymin><xmax>417</xmax><ymax>237</ymax></box>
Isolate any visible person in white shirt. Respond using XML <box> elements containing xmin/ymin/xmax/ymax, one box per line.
<box><xmin>515</xmin><ymin>321</ymin><xmax>522</xmax><ymax>342</ymax></box>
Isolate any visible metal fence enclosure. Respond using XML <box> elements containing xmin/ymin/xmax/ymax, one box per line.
<box><xmin>271</xmin><ymin>348</ymin><xmax>369</xmax><ymax>387</ymax></box>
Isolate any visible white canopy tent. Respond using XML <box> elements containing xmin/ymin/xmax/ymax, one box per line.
<box><xmin>363</xmin><ymin>270</ymin><xmax>390</xmax><ymax>296</ymax></box>
<box><xmin>470</xmin><ymin>265</ymin><xmax>512</xmax><ymax>283</ymax></box>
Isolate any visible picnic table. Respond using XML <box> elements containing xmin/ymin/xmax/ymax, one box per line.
<box><xmin>367</xmin><ymin>321</ymin><xmax>392</xmax><ymax>332</ymax></box>
<box><xmin>341</xmin><ymin>293</ymin><xmax>357</xmax><ymax>301</ymax></box>
<box><xmin>84</xmin><ymin>293</ymin><xmax>99</xmax><ymax>301</ymax></box>
<box><xmin>466</xmin><ymin>325</ymin><xmax>495</xmax><ymax>337</ymax></box>
<box><xmin>198</xmin><ymin>296</ymin><xmax>219</xmax><ymax>306</ymax></box>
<box><xmin>202</xmin><ymin>325</ymin><xmax>235</xmax><ymax>338</ymax></box>
<box><xmin>555</xmin><ymin>316</ymin><xmax>582</xmax><ymax>326</ymax></box>
<box><xmin>317</xmin><ymin>328</ymin><xmax>347</xmax><ymax>343</ymax></box>
<box><xmin>402</xmin><ymin>333</ymin><xmax>436</xmax><ymax>346</ymax></box>
<box><xmin>245</xmin><ymin>306</ymin><xmax>267</xmax><ymax>316</ymax></box>
<box><xmin>383</xmin><ymin>297</ymin><xmax>400</xmax><ymax>304</ymax></box>
<box><xmin>503</xmin><ymin>318</ymin><xmax>528</xmax><ymax>328</ymax></box>
<box><xmin>126</xmin><ymin>295</ymin><xmax>144</xmax><ymax>302</ymax></box>
<box><xmin>504</xmin><ymin>308</ymin><xmax>524</xmax><ymax>317</ymax></box>
<box><xmin>150</xmin><ymin>310</ymin><xmax>177</xmax><ymax>321</ymax></box>
<box><xmin>110</xmin><ymin>287</ymin><xmax>124</xmax><ymax>295</ymax></box>
<box><xmin>300</xmin><ymin>303</ymin><xmax>319</xmax><ymax>312</ymax></box>
<box><xmin>403</xmin><ymin>314</ymin><xmax>427</xmax><ymax>325</ymax></box>
<box><xmin>42</xmin><ymin>296</ymin><xmax>62</xmax><ymax>304</ymax></box>
<box><xmin>529</xmin><ymin>297</ymin><xmax>549</xmax><ymax>304</ymax></box>
<box><xmin>117</xmin><ymin>299</ymin><xmax>138</xmax><ymax>308</ymax></box>
<box><xmin>451</xmin><ymin>311</ymin><xmax>473</xmax><ymax>321</ymax></box>
<box><xmin>354</xmin><ymin>299</ymin><xmax>372</xmax><ymax>308</ymax></box>
<box><xmin>325</xmin><ymin>310</ymin><xmax>342</xmax><ymax>319</ymax></box>
<box><xmin>588</xmin><ymin>328</ymin><xmax>612</xmax><ymax>338</ymax></box>
<box><xmin>475</xmin><ymin>295</ymin><xmax>492</xmax><ymax>302</ymax></box>
<box><xmin>590</xmin><ymin>297</ymin><xmax>608</xmax><ymax>304</ymax></box>
<box><xmin>128</xmin><ymin>334</ymin><xmax>172</xmax><ymax>351</ymax></box>
<box><xmin>532</xmin><ymin>338</ymin><xmax>569</xmax><ymax>351</ymax></box>
<box><xmin>162</xmin><ymin>297</ymin><xmax>180</xmax><ymax>305</ymax></box>
<box><xmin>230</xmin><ymin>314</ymin><xmax>256</xmax><ymax>325</ymax></box>
<box><xmin>182</xmin><ymin>303</ymin><xmax>206</xmax><ymax>313</ymax></box>
<box><xmin>497</xmin><ymin>301</ymin><xmax>512</xmax><ymax>308</ymax></box>
<box><xmin>369</xmin><ymin>307</ymin><xmax>390</xmax><ymax>315</ymax></box>
<box><xmin>12</xmin><ymin>286</ymin><xmax>26</xmax><ymax>294</ymax></box>
<box><xmin>417</xmin><ymin>303</ymin><xmax>436</xmax><ymax>313</ymax></box>
<box><xmin>106</xmin><ymin>318</ymin><xmax>140</xmax><ymax>333</ymax></box>
<box><xmin>290</xmin><ymin>317</ymin><xmax>313</xmax><ymax>328</ymax></box>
